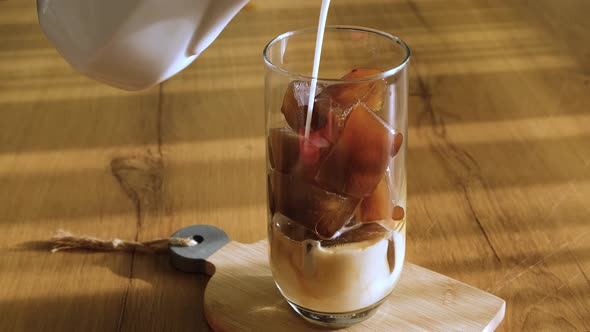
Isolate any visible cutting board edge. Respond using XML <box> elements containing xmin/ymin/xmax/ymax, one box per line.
<box><xmin>484</xmin><ymin>300</ymin><xmax>506</xmax><ymax>332</ymax></box>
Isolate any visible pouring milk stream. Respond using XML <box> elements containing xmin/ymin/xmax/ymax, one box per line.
<box><xmin>303</xmin><ymin>0</ymin><xmax>330</xmax><ymax>139</ymax></box>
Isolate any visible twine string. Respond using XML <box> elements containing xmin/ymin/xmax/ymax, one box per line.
<box><xmin>50</xmin><ymin>229</ymin><xmax>197</xmax><ymax>254</ymax></box>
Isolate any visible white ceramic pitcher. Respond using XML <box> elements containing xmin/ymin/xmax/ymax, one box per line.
<box><xmin>37</xmin><ymin>0</ymin><xmax>249</xmax><ymax>90</ymax></box>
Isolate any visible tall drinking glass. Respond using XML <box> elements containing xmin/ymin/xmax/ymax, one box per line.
<box><xmin>263</xmin><ymin>26</ymin><xmax>410</xmax><ymax>327</ymax></box>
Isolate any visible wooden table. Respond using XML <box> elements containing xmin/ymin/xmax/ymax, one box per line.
<box><xmin>1</xmin><ymin>0</ymin><xmax>588</xmax><ymax>331</ymax></box>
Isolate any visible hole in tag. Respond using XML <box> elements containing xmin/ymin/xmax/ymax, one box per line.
<box><xmin>193</xmin><ymin>235</ymin><xmax>204</xmax><ymax>244</ymax></box>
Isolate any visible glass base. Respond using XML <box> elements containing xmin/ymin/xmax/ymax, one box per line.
<box><xmin>287</xmin><ymin>299</ymin><xmax>385</xmax><ymax>328</ymax></box>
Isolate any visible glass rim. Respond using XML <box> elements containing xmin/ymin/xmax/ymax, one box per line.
<box><xmin>263</xmin><ymin>25</ymin><xmax>411</xmax><ymax>83</ymax></box>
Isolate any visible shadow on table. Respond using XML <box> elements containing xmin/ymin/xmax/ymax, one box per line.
<box><xmin>3</xmin><ymin>244</ymin><xmax>214</xmax><ymax>331</ymax></box>
<box><xmin>8</xmin><ymin>242</ymin><xmax>303</xmax><ymax>331</ymax></box>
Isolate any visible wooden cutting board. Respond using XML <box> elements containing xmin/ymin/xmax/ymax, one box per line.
<box><xmin>169</xmin><ymin>226</ymin><xmax>505</xmax><ymax>331</ymax></box>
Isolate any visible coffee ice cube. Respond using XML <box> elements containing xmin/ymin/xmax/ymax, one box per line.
<box><xmin>322</xmin><ymin>68</ymin><xmax>385</xmax><ymax>113</ymax></box>
<box><xmin>356</xmin><ymin>175</ymin><xmax>392</xmax><ymax>222</ymax></box>
<box><xmin>272</xmin><ymin>212</ymin><xmax>319</xmax><ymax>242</ymax></box>
<box><xmin>268</xmin><ymin>127</ymin><xmax>300</xmax><ymax>172</ymax></box>
<box><xmin>294</xmin><ymin>131</ymin><xmax>332</xmax><ymax>181</ymax></box>
<box><xmin>281</xmin><ymin>81</ymin><xmax>329</xmax><ymax>132</ymax></box>
<box><xmin>270</xmin><ymin>170</ymin><xmax>360</xmax><ymax>239</ymax></box>
<box><xmin>313</xmin><ymin>94</ymin><xmax>347</xmax><ymax>144</ymax></box>
<box><xmin>280</xmin><ymin>69</ymin><xmax>385</xmax><ymax>139</ymax></box>
<box><xmin>316</xmin><ymin>103</ymin><xmax>394</xmax><ymax>198</ymax></box>
<box><xmin>268</xmin><ymin>127</ymin><xmax>331</xmax><ymax>181</ymax></box>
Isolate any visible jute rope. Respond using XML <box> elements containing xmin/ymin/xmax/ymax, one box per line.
<box><xmin>50</xmin><ymin>229</ymin><xmax>197</xmax><ymax>253</ymax></box>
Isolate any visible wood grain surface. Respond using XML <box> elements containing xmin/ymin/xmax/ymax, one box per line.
<box><xmin>0</xmin><ymin>0</ymin><xmax>589</xmax><ymax>331</ymax></box>
<box><xmin>204</xmin><ymin>241</ymin><xmax>505</xmax><ymax>332</ymax></box>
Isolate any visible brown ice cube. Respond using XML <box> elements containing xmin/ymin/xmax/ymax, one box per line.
<box><xmin>281</xmin><ymin>68</ymin><xmax>385</xmax><ymax>140</ymax></box>
<box><xmin>312</xmin><ymin>93</ymin><xmax>347</xmax><ymax>144</ymax></box>
<box><xmin>321</xmin><ymin>222</ymin><xmax>389</xmax><ymax>247</ymax></box>
<box><xmin>272</xmin><ymin>212</ymin><xmax>319</xmax><ymax>242</ymax></box>
<box><xmin>268</xmin><ymin>128</ymin><xmax>300</xmax><ymax>172</ymax></box>
<box><xmin>281</xmin><ymin>80</ymin><xmax>308</xmax><ymax>131</ymax></box>
<box><xmin>321</xmin><ymin>68</ymin><xmax>385</xmax><ymax>113</ymax></box>
<box><xmin>316</xmin><ymin>103</ymin><xmax>394</xmax><ymax>198</ymax></box>
<box><xmin>281</xmin><ymin>81</ymin><xmax>329</xmax><ymax>132</ymax></box>
<box><xmin>356</xmin><ymin>175</ymin><xmax>392</xmax><ymax>222</ymax></box>
<box><xmin>268</xmin><ymin>127</ymin><xmax>331</xmax><ymax>181</ymax></box>
<box><xmin>305</xmin><ymin>68</ymin><xmax>386</xmax><ymax>144</ymax></box>
<box><xmin>270</xmin><ymin>170</ymin><xmax>360</xmax><ymax>239</ymax></box>
<box><xmin>292</xmin><ymin>132</ymin><xmax>331</xmax><ymax>181</ymax></box>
